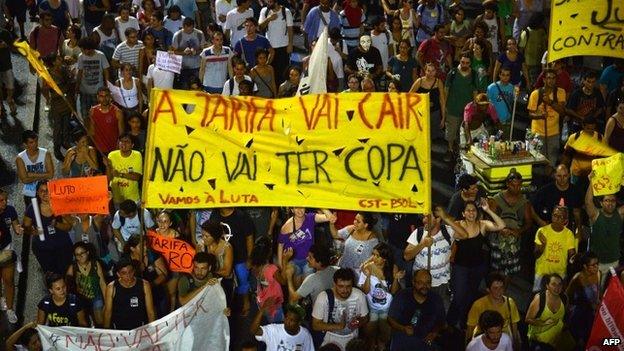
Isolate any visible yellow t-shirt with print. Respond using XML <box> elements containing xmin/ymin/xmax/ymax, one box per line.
<box><xmin>467</xmin><ymin>295</ymin><xmax>521</xmax><ymax>336</ymax></box>
<box><xmin>108</xmin><ymin>150</ymin><xmax>143</xmax><ymax>204</ymax></box>
<box><xmin>528</xmin><ymin>87</ymin><xmax>567</xmax><ymax>137</ymax></box>
<box><xmin>534</xmin><ymin>224</ymin><xmax>577</xmax><ymax>276</ymax></box>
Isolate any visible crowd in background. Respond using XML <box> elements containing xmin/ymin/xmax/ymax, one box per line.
<box><xmin>1</xmin><ymin>0</ymin><xmax>624</xmax><ymax>350</ymax></box>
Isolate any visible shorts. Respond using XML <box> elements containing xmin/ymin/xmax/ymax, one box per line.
<box><xmin>91</xmin><ymin>296</ymin><xmax>104</xmax><ymax>311</ymax></box>
<box><xmin>459</xmin><ymin>123</ymin><xmax>488</xmax><ymax>148</ymax></box>
<box><xmin>0</xmin><ymin>70</ymin><xmax>15</xmax><ymax>90</ymax></box>
<box><xmin>369</xmin><ymin>308</ymin><xmax>389</xmax><ymax>322</ymax></box>
<box><xmin>535</xmin><ymin>134</ymin><xmax>560</xmax><ymax>167</ymax></box>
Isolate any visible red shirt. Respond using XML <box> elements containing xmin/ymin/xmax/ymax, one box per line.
<box><xmin>91</xmin><ymin>104</ymin><xmax>120</xmax><ymax>154</ymax></box>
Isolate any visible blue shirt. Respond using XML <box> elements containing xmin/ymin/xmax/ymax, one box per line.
<box><xmin>487</xmin><ymin>81</ymin><xmax>514</xmax><ymax>123</ymax></box>
<box><xmin>171</xmin><ymin>0</ymin><xmax>198</xmax><ymax>18</ymax></box>
<box><xmin>234</xmin><ymin>35</ymin><xmax>271</xmax><ymax>68</ymax></box>
<box><xmin>415</xmin><ymin>3</ymin><xmax>445</xmax><ymax>44</ymax></box>
<box><xmin>599</xmin><ymin>64</ymin><xmax>624</xmax><ymax>94</ymax></box>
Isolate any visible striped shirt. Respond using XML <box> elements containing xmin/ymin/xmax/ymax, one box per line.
<box><xmin>201</xmin><ymin>46</ymin><xmax>233</xmax><ymax>89</ymax></box>
<box><xmin>112</xmin><ymin>41</ymin><xmax>144</xmax><ymax>70</ymax></box>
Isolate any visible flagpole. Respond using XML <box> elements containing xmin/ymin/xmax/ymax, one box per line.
<box><xmin>509</xmin><ymin>86</ymin><xmax>518</xmax><ymax>142</ymax></box>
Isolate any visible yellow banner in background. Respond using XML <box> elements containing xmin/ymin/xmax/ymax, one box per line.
<box><xmin>591</xmin><ymin>153</ymin><xmax>624</xmax><ymax>196</ymax></box>
<box><xmin>548</xmin><ymin>0</ymin><xmax>624</xmax><ymax>62</ymax></box>
<box><xmin>143</xmin><ymin>90</ymin><xmax>431</xmax><ymax>213</ymax></box>
<box><xmin>565</xmin><ymin>133</ymin><xmax>617</xmax><ymax>157</ymax></box>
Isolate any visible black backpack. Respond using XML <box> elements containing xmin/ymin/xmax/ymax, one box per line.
<box><xmin>311</xmin><ymin>289</ymin><xmax>335</xmax><ymax>348</ymax></box>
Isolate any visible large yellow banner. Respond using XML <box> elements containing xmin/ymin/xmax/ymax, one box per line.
<box><xmin>143</xmin><ymin>90</ymin><xmax>431</xmax><ymax>213</ymax></box>
<box><xmin>548</xmin><ymin>0</ymin><xmax>624</xmax><ymax>62</ymax></box>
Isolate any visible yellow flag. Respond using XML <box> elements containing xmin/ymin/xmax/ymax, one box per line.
<box><xmin>13</xmin><ymin>40</ymin><xmax>64</xmax><ymax>97</ymax></box>
<box><xmin>565</xmin><ymin>133</ymin><xmax>617</xmax><ymax>157</ymax></box>
<box><xmin>591</xmin><ymin>153</ymin><xmax>624</xmax><ymax>196</ymax></box>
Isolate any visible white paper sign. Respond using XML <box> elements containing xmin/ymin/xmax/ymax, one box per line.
<box><xmin>156</xmin><ymin>50</ymin><xmax>183</xmax><ymax>74</ymax></box>
<box><xmin>37</xmin><ymin>284</ymin><xmax>230</xmax><ymax>350</ymax></box>
<box><xmin>106</xmin><ymin>81</ymin><xmax>126</xmax><ymax>108</ymax></box>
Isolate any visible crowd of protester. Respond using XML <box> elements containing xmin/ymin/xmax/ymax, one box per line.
<box><xmin>1</xmin><ymin>0</ymin><xmax>624</xmax><ymax>350</ymax></box>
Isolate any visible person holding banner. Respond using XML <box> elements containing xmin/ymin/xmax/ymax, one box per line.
<box><xmin>37</xmin><ymin>273</ymin><xmax>88</xmax><ymax>327</ymax></box>
<box><xmin>584</xmin><ymin>176</ymin><xmax>624</xmax><ymax>280</ymax></box>
<box><xmin>22</xmin><ymin>181</ymin><xmax>74</xmax><ymax>276</ymax></box>
<box><xmin>177</xmin><ymin>252</ymin><xmax>218</xmax><ymax>306</ymax></box>
<box><xmin>103</xmin><ymin>256</ymin><xmax>156</xmax><ymax>329</ymax></box>
<box><xmin>154</xmin><ymin>210</ymin><xmax>181</xmax><ymax>312</ymax></box>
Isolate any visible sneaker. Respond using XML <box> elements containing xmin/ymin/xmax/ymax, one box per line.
<box><xmin>0</xmin><ymin>297</ymin><xmax>7</xmax><ymax>310</ymax></box>
<box><xmin>7</xmin><ymin>309</ymin><xmax>17</xmax><ymax>324</ymax></box>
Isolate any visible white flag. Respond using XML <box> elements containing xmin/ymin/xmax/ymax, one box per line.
<box><xmin>297</xmin><ymin>28</ymin><xmax>328</xmax><ymax>95</ymax></box>
<box><xmin>37</xmin><ymin>284</ymin><xmax>230</xmax><ymax>350</ymax></box>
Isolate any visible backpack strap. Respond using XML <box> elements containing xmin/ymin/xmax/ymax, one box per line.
<box><xmin>325</xmin><ymin>289</ymin><xmax>335</xmax><ymax>323</ymax></box>
<box><xmin>416</xmin><ymin>227</ymin><xmax>424</xmax><ymax>243</ymax></box>
<box><xmin>439</xmin><ymin>225</ymin><xmax>452</xmax><ymax>245</ymax></box>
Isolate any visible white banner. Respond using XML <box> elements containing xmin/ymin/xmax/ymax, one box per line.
<box><xmin>297</xmin><ymin>27</ymin><xmax>327</xmax><ymax>96</ymax></box>
<box><xmin>37</xmin><ymin>284</ymin><xmax>229</xmax><ymax>351</ymax></box>
<box><xmin>156</xmin><ymin>51</ymin><xmax>183</xmax><ymax>74</ymax></box>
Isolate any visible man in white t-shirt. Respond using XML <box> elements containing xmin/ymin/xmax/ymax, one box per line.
<box><xmin>311</xmin><ymin>268</ymin><xmax>369</xmax><ymax>351</ymax></box>
<box><xmin>466</xmin><ymin>310</ymin><xmax>513</xmax><ymax>351</ymax></box>
<box><xmin>370</xmin><ymin>16</ymin><xmax>394</xmax><ymax>71</ymax></box>
<box><xmin>146</xmin><ymin>63</ymin><xmax>175</xmax><ymax>90</ymax></box>
<box><xmin>258</xmin><ymin>0</ymin><xmax>293</xmax><ymax>84</ymax></box>
<box><xmin>215</xmin><ymin>0</ymin><xmax>236</xmax><ymax>29</ymax></box>
<box><xmin>403</xmin><ymin>206</ymin><xmax>467</xmax><ymax>308</ymax></box>
<box><xmin>224</xmin><ymin>0</ymin><xmax>253</xmax><ymax>47</ymax></box>
<box><xmin>252</xmin><ymin>301</ymin><xmax>314</xmax><ymax>351</ymax></box>
<box><xmin>115</xmin><ymin>5</ymin><xmax>140</xmax><ymax>42</ymax></box>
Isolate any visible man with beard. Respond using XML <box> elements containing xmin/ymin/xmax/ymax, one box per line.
<box><xmin>466</xmin><ymin>310</ymin><xmax>513</xmax><ymax>351</ymax></box>
<box><xmin>311</xmin><ymin>268</ymin><xmax>369</xmax><ymax>350</ymax></box>
<box><xmin>252</xmin><ymin>300</ymin><xmax>314</xmax><ymax>351</ymax></box>
<box><xmin>387</xmin><ymin>269</ymin><xmax>445</xmax><ymax>351</ymax></box>
<box><xmin>444</xmin><ymin>53</ymin><xmax>477</xmax><ymax>162</ymax></box>
<box><xmin>178</xmin><ymin>252</ymin><xmax>219</xmax><ymax>305</ymax></box>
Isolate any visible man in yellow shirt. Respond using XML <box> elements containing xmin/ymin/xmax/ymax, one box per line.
<box><xmin>533</xmin><ymin>206</ymin><xmax>577</xmax><ymax>291</ymax></box>
<box><xmin>104</xmin><ymin>133</ymin><xmax>143</xmax><ymax>206</ymax></box>
<box><xmin>466</xmin><ymin>272</ymin><xmax>521</xmax><ymax>348</ymax></box>
<box><xmin>527</xmin><ymin>68</ymin><xmax>567</xmax><ymax>170</ymax></box>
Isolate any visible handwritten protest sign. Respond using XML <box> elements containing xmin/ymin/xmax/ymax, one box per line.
<box><xmin>142</xmin><ymin>90</ymin><xmax>432</xmax><ymax>213</ymax></box>
<box><xmin>37</xmin><ymin>284</ymin><xmax>229</xmax><ymax>350</ymax></box>
<box><xmin>49</xmin><ymin>176</ymin><xmax>109</xmax><ymax>215</ymax></box>
<box><xmin>548</xmin><ymin>0</ymin><xmax>624</xmax><ymax>62</ymax></box>
<box><xmin>156</xmin><ymin>50</ymin><xmax>182</xmax><ymax>74</ymax></box>
<box><xmin>591</xmin><ymin>153</ymin><xmax>624</xmax><ymax>196</ymax></box>
<box><xmin>147</xmin><ymin>231</ymin><xmax>196</xmax><ymax>273</ymax></box>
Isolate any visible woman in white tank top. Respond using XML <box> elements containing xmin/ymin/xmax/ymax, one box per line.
<box><xmin>116</xmin><ymin>63</ymin><xmax>143</xmax><ymax>114</ymax></box>
<box><xmin>393</xmin><ymin>0</ymin><xmax>417</xmax><ymax>48</ymax></box>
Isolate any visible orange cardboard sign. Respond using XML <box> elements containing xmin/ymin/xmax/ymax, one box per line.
<box><xmin>147</xmin><ymin>231</ymin><xmax>195</xmax><ymax>273</ymax></box>
<box><xmin>49</xmin><ymin>176</ymin><xmax>109</xmax><ymax>215</ymax></box>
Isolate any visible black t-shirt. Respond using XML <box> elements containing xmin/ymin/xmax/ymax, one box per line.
<box><xmin>211</xmin><ymin>209</ymin><xmax>256</xmax><ymax>264</ymax></box>
<box><xmin>38</xmin><ymin>294</ymin><xmax>82</xmax><ymax>327</ymax></box>
<box><xmin>385</xmin><ymin>213</ymin><xmax>421</xmax><ymax>249</ymax></box>
<box><xmin>0</xmin><ymin>205</ymin><xmax>17</xmax><ymax>249</ymax></box>
<box><xmin>532</xmin><ymin>182</ymin><xmax>583</xmax><ymax>225</ymax></box>
<box><xmin>0</xmin><ymin>28</ymin><xmax>13</xmax><ymax>72</ymax></box>
<box><xmin>388</xmin><ymin>289</ymin><xmax>445</xmax><ymax>339</ymax></box>
<box><xmin>566</xmin><ymin>87</ymin><xmax>605</xmax><ymax>121</ymax></box>
<box><xmin>346</xmin><ymin>46</ymin><xmax>383</xmax><ymax>76</ymax></box>
<box><xmin>446</xmin><ymin>189</ymin><xmax>486</xmax><ymax>220</ymax></box>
